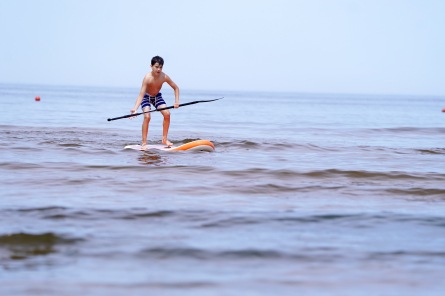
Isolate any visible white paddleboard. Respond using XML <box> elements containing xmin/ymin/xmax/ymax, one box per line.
<box><xmin>125</xmin><ymin>140</ymin><xmax>215</xmax><ymax>152</ymax></box>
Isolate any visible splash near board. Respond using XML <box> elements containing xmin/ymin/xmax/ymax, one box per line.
<box><xmin>125</xmin><ymin>140</ymin><xmax>215</xmax><ymax>152</ymax></box>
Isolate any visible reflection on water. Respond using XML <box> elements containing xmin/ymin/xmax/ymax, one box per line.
<box><xmin>138</xmin><ymin>151</ymin><xmax>168</xmax><ymax>166</ymax></box>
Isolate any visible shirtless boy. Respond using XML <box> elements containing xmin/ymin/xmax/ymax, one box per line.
<box><xmin>130</xmin><ymin>56</ymin><xmax>179</xmax><ymax>147</ymax></box>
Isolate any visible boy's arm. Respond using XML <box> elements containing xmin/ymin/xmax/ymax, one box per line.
<box><xmin>165</xmin><ymin>74</ymin><xmax>179</xmax><ymax>108</ymax></box>
<box><xmin>130</xmin><ymin>78</ymin><xmax>148</xmax><ymax>115</ymax></box>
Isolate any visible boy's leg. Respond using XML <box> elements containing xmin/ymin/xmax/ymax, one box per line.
<box><xmin>142</xmin><ymin>107</ymin><xmax>151</xmax><ymax>146</ymax></box>
<box><xmin>157</xmin><ymin>104</ymin><xmax>172</xmax><ymax>146</ymax></box>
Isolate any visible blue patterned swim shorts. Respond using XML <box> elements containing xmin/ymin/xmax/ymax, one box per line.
<box><xmin>141</xmin><ymin>93</ymin><xmax>166</xmax><ymax>110</ymax></box>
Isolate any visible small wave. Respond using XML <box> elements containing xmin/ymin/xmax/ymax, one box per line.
<box><xmin>368</xmin><ymin>127</ymin><xmax>445</xmax><ymax>135</ymax></box>
<box><xmin>391</xmin><ymin>216</ymin><xmax>445</xmax><ymax>227</ymax></box>
<box><xmin>200</xmin><ymin>214</ymin><xmax>368</xmax><ymax>228</ymax></box>
<box><xmin>120</xmin><ymin>210</ymin><xmax>175</xmax><ymax>220</ymax></box>
<box><xmin>10</xmin><ymin>147</ymin><xmax>43</xmax><ymax>151</ymax></box>
<box><xmin>0</xmin><ymin>162</ymin><xmax>42</xmax><ymax>170</ymax></box>
<box><xmin>217</xmin><ymin>140</ymin><xmax>260</xmax><ymax>147</ymax></box>
<box><xmin>367</xmin><ymin>251</ymin><xmax>445</xmax><ymax>260</ymax></box>
<box><xmin>15</xmin><ymin>206</ymin><xmax>67</xmax><ymax>212</ymax></box>
<box><xmin>199</xmin><ymin>213</ymin><xmax>445</xmax><ymax>229</ymax></box>
<box><xmin>219</xmin><ymin>168</ymin><xmax>445</xmax><ymax>181</ymax></box>
<box><xmin>386</xmin><ymin>188</ymin><xmax>445</xmax><ymax>198</ymax></box>
<box><xmin>9</xmin><ymin>208</ymin><xmax>445</xmax><ymax>230</ymax></box>
<box><xmin>416</xmin><ymin>148</ymin><xmax>445</xmax><ymax>155</ymax></box>
<box><xmin>7</xmin><ymin>207</ymin><xmax>178</xmax><ymax>221</ymax></box>
<box><xmin>306</xmin><ymin>169</ymin><xmax>445</xmax><ymax>181</ymax></box>
<box><xmin>58</xmin><ymin>143</ymin><xmax>83</xmax><ymax>147</ymax></box>
<box><xmin>224</xmin><ymin>184</ymin><xmax>345</xmax><ymax>195</ymax></box>
<box><xmin>139</xmin><ymin>247</ymin><xmax>315</xmax><ymax>260</ymax></box>
<box><xmin>304</xmin><ymin>169</ymin><xmax>431</xmax><ymax>180</ymax></box>
<box><xmin>214</xmin><ymin>140</ymin><xmax>331</xmax><ymax>152</ymax></box>
<box><xmin>175</xmin><ymin>138</ymin><xmax>203</xmax><ymax>144</ymax></box>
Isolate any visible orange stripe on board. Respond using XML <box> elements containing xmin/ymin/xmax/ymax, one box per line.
<box><xmin>169</xmin><ymin>140</ymin><xmax>215</xmax><ymax>151</ymax></box>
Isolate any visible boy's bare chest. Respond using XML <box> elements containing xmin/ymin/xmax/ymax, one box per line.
<box><xmin>145</xmin><ymin>77</ymin><xmax>164</xmax><ymax>94</ymax></box>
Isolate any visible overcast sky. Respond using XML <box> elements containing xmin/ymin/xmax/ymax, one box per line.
<box><xmin>0</xmin><ymin>0</ymin><xmax>444</xmax><ymax>95</ymax></box>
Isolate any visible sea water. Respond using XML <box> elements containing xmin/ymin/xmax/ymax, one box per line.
<box><xmin>0</xmin><ymin>83</ymin><xmax>444</xmax><ymax>295</ymax></box>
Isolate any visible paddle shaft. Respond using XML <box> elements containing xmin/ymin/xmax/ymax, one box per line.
<box><xmin>107</xmin><ymin>98</ymin><xmax>222</xmax><ymax>121</ymax></box>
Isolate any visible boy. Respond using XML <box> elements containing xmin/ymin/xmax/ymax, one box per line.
<box><xmin>130</xmin><ymin>56</ymin><xmax>179</xmax><ymax>147</ymax></box>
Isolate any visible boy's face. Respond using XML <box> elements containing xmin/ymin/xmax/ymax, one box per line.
<box><xmin>151</xmin><ymin>63</ymin><xmax>163</xmax><ymax>76</ymax></box>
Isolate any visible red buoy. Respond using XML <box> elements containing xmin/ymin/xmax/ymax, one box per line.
<box><xmin>35</xmin><ymin>96</ymin><xmax>40</xmax><ymax>101</ymax></box>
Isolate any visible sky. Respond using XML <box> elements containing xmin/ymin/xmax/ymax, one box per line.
<box><xmin>0</xmin><ymin>0</ymin><xmax>444</xmax><ymax>96</ymax></box>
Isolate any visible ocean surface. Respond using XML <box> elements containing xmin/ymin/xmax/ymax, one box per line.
<box><xmin>0</xmin><ymin>83</ymin><xmax>444</xmax><ymax>296</ymax></box>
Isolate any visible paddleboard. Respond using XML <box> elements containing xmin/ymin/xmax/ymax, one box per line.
<box><xmin>125</xmin><ymin>140</ymin><xmax>215</xmax><ymax>152</ymax></box>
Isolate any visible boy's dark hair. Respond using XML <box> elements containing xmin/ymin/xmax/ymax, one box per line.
<box><xmin>151</xmin><ymin>56</ymin><xmax>164</xmax><ymax>66</ymax></box>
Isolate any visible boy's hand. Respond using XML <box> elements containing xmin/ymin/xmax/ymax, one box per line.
<box><xmin>174</xmin><ymin>102</ymin><xmax>179</xmax><ymax>109</ymax></box>
<box><xmin>129</xmin><ymin>109</ymin><xmax>137</xmax><ymax>119</ymax></box>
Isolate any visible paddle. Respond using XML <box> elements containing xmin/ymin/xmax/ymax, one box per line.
<box><xmin>107</xmin><ymin>97</ymin><xmax>223</xmax><ymax>121</ymax></box>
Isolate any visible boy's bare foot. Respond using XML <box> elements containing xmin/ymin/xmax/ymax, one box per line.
<box><xmin>141</xmin><ymin>143</ymin><xmax>148</xmax><ymax>149</ymax></box>
<box><xmin>162</xmin><ymin>139</ymin><xmax>173</xmax><ymax>146</ymax></box>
